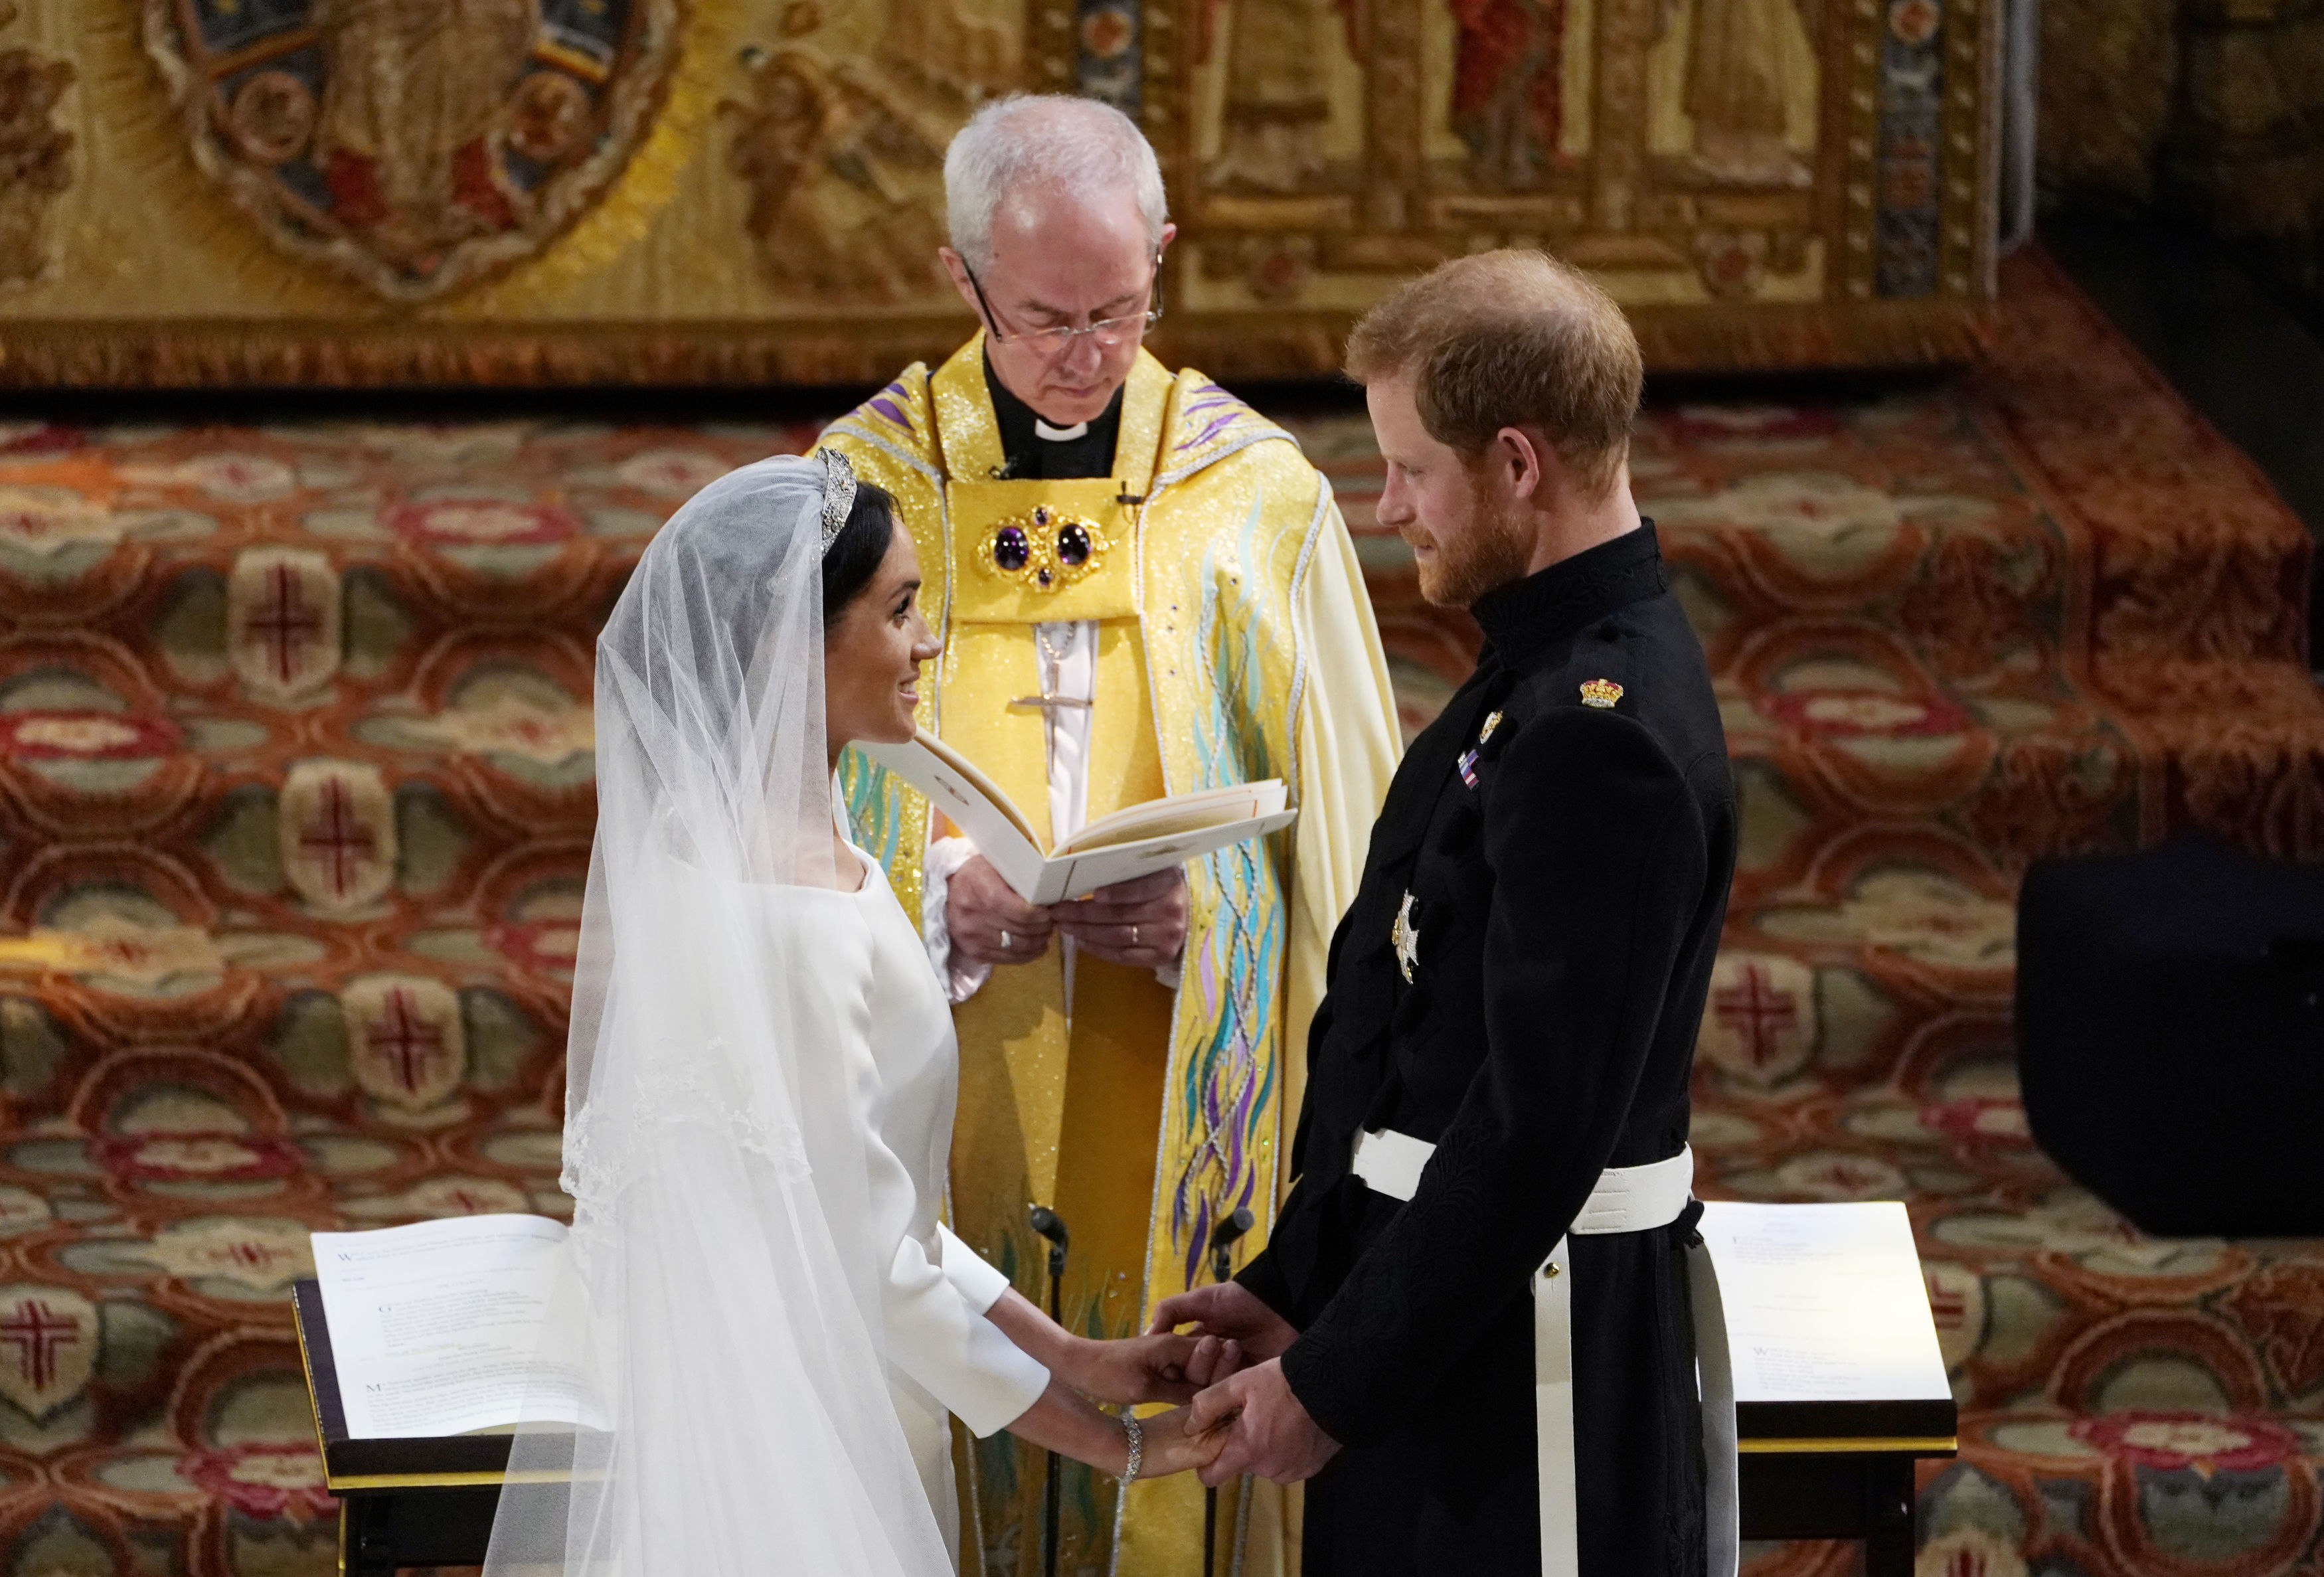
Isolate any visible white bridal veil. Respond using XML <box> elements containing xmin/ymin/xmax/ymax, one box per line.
<box><xmin>480</xmin><ymin>455</ymin><xmax>952</xmax><ymax>1576</ymax></box>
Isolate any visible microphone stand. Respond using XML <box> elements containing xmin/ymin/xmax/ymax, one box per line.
<box><xmin>1203</xmin><ymin>1208</ymin><xmax>1256</xmax><ymax>1577</ymax></box>
<box><xmin>1029</xmin><ymin>1205</ymin><xmax>1070</xmax><ymax>1577</ymax></box>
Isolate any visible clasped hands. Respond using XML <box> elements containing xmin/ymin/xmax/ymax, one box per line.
<box><xmin>1064</xmin><ymin>1282</ymin><xmax>1340</xmax><ymax>1486</ymax></box>
<box><xmin>950</xmin><ymin>855</ymin><xmax>1187</xmax><ymax>971</ymax></box>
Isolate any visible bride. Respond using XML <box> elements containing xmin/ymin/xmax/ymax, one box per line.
<box><xmin>483</xmin><ymin>453</ymin><xmax>1230</xmax><ymax>1575</ymax></box>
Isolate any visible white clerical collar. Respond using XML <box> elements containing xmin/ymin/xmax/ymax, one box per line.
<box><xmin>1033</xmin><ymin>417</ymin><xmax>1090</xmax><ymax>442</ymax></box>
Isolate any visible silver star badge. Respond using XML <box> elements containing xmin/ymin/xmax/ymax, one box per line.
<box><xmin>1391</xmin><ymin>890</ymin><xmax>1420</xmax><ymax>983</ymax></box>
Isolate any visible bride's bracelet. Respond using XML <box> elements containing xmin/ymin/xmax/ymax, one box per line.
<box><xmin>1119</xmin><ymin>1410</ymin><xmax>1144</xmax><ymax>1483</ymax></box>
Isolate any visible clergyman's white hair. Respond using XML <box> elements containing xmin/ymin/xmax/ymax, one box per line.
<box><xmin>944</xmin><ymin>95</ymin><xmax>1169</xmax><ymax>273</ymax></box>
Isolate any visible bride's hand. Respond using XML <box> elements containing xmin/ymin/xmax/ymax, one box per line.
<box><xmin>1131</xmin><ymin>1404</ymin><xmax>1230</xmax><ymax>1480</ymax></box>
<box><xmin>1069</xmin><ymin>1331</ymin><xmax>1240</xmax><ymax>1406</ymax></box>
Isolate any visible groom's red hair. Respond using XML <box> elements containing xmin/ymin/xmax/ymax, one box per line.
<box><xmin>1344</xmin><ymin>250</ymin><xmax>1642</xmax><ymax>501</ymax></box>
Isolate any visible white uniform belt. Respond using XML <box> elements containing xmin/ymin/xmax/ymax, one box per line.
<box><xmin>1349</xmin><ymin>1130</ymin><xmax>1739</xmax><ymax>1577</ymax></box>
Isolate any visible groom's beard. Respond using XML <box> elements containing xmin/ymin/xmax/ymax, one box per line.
<box><xmin>1422</xmin><ymin>483</ymin><xmax>1535</xmax><ymax>610</ymax></box>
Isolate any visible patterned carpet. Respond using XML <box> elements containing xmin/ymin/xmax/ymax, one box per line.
<box><xmin>0</xmin><ymin>247</ymin><xmax>2316</xmax><ymax>1577</ymax></box>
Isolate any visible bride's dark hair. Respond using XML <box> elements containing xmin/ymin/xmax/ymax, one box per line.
<box><xmin>821</xmin><ymin>477</ymin><xmax>898</xmax><ymax>624</ymax></box>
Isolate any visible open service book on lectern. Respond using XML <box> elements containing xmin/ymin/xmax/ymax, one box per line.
<box><xmin>1697</xmin><ymin>1200</ymin><xmax>1954</xmax><ymax>1445</ymax></box>
<box><xmin>855</xmin><ymin>728</ymin><xmax>1296</xmax><ymax>906</ymax></box>
<box><xmin>298</xmin><ymin>1213</ymin><xmax>594</xmax><ymax>1484</ymax></box>
<box><xmin>299</xmin><ymin>1202</ymin><xmax>1949</xmax><ymax>1465</ymax></box>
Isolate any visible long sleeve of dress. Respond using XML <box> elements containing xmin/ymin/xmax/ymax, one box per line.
<box><xmin>856</xmin><ymin>1085</ymin><xmax>1051</xmax><ymax>1438</ymax></box>
<box><xmin>1277</xmin><ymin>708</ymin><xmax>1708</xmax><ymax>1448</ymax></box>
<box><xmin>879</xmin><ymin>1204</ymin><xmax>1050</xmax><ymax>1438</ymax></box>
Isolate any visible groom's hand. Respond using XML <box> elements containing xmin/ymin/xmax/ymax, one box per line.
<box><xmin>1054</xmin><ymin>868</ymin><xmax>1187</xmax><ymax>968</ymax></box>
<box><xmin>948</xmin><ymin>855</ymin><xmax>1055</xmax><ymax>965</ymax></box>
<box><xmin>1148</xmin><ymin>1281</ymin><xmax>1297</xmax><ymax>1363</ymax></box>
<box><xmin>1190</xmin><ymin>1359</ymin><xmax>1341</xmax><ymax>1487</ymax></box>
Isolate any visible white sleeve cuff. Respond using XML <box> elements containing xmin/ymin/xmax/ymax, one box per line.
<box><xmin>934</xmin><ymin>1226</ymin><xmax>1049</xmax><ymax>1437</ymax></box>
<box><xmin>938</xmin><ymin>1224</ymin><xmax>1014</xmax><ymax>1314</ymax></box>
<box><xmin>887</xmin><ymin>1228</ymin><xmax>1050</xmax><ymax>1439</ymax></box>
<box><xmin>920</xmin><ymin>836</ymin><xmax>993</xmax><ymax>1005</ymax></box>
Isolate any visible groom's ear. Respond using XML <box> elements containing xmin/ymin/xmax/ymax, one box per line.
<box><xmin>1492</xmin><ymin>425</ymin><xmax>1548</xmax><ymax>503</ymax></box>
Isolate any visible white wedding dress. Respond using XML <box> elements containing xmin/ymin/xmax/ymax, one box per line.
<box><xmin>480</xmin><ymin>455</ymin><xmax>1038</xmax><ymax>1576</ymax></box>
<box><xmin>819</xmin><ymin>838</ymin><xmax>1050</xmax><ymax>1557</ymax></box>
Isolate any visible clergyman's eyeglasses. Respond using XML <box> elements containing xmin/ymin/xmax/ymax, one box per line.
<box><xmin>962</xmin><ymin>252</ymin><xmax>1165</xmax><ymax>354</ymax></box>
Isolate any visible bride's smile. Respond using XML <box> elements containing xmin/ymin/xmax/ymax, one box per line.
<box><xmin>822</xmin><ymin>519</ymin><xmax>938</xmax><ymax>763</ymax></box>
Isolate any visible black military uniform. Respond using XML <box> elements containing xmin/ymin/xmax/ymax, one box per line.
<box><xmin>1237</xmin><ymin>522</ymin><xmax>1736</xmax><ymax>1576</ymax></box>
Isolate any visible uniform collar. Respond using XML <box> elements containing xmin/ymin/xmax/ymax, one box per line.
<box><xmin>1470</xmin><ymin>521</ymin><xmax>1665</xmax><ymax>668</ymax></box>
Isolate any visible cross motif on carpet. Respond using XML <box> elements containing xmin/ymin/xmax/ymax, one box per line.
<box><xmin>1812</xmin><ymin>1160</ymin><xmax>1890</xmax><ymax>1195</ymax></box>
<box><xmin>245</xmin><ymin>563</ymin><xmax>324</xmax><ymax>686</ymax></box>
<box><xmin>0</xmin><ymin>1299</ymin><xmax>79</xmax><ymax>1390</ymax></box>
<box><xmin>95</xmin><ymin>936</ymin><xmax>152</xmax><ymax>970</ymax></box>
<box><xmin>298</xmin><ymin>778</ymin><xmax>376</xmax><ymax>899</ymax></box>
<box><xmin>366</xmin><ymin>989</ymin><xmax>445</xmax><ymax>1095</ymax></box>
<box><xmin>1713</xmin><ymin>963</ymin><xmax>1799</xmax><ymax>1067</ymax></box>
<box><xmin>220</xmin><ymin>1239</ymin><xmax>293</xmax><ymax>1273</ymax></box>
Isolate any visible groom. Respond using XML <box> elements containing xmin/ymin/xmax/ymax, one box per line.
<box><xmin>1157</xmin><ymin>251</ymin><xmax>1739</xmax><ymax>1576</ymax></box>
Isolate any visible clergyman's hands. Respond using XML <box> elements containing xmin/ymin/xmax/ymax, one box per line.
<box><xmin>1189</xmin><ymin>1359</ymin><xmax>1341</xmax><ymax>1487</ymax></box>
<box><xmin>948</xmin><ymin>854</ymin><xmax>1054</xmax><ymax>966</ymax></box>
<box><xmin>1147</xmin><ymin>1281</ymin><xmax>1297</xmax><ymax>1364</ymax></box>
<box><xmin>1134</xmin><ymin>1402</ymin><xmax>1231</xmax><ymax>1480</ymax></box>
<box><xmin>1054</xmin><ymin>868</ymin><xmax>1188</xmax><ymax>969</ymax></box>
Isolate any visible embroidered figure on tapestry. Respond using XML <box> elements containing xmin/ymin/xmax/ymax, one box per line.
<box><xmin>143</xmin><ymin>0</ymin><xmax>682</xmax><ymax>301</ymax></box>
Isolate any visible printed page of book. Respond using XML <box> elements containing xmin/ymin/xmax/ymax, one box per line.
<box><xmin>1055</xmin><ymin>780</ymin><xmax>1288</xmax><ymax>854</ymax></box>
<box><xmin>859</xmin><ymin>732</ymin><xmax>1295</xmax><ymax>904</ymax></box>
<box><xmin>1035</xmin><ymin>807</ymin><xmax>1299</xmax><ymax>904</ymax></box>
<box><xmin>1696</xmin><ymin>1201</ymin><xmax>1950</xmax><ymax>1405</ymax></box>
<box><xmin>311</xmin><ymin>1214</ymin><xmax>594</xmax><ymax>1439</ymax></box>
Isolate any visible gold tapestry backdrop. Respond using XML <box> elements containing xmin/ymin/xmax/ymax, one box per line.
<box><xmin>0</xmin><ymin>0</ymin><xmax>1997</xmax><ymax>381</ymax></box>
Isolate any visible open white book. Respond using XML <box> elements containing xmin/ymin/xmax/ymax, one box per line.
<box><xmin>1696</xmin><ymin>1200</ymin><xmax>1951</xmax><ymax>1432</ymax></box>
<box><xmin>310</xmin><ymin>1214</ymin><xmax>590</xmax><ymax>1440</ymax></box>
<box><xmin>856</xmin><ymin>728</ymin><xmax>1297</xmax><ymax>905</ymax></box>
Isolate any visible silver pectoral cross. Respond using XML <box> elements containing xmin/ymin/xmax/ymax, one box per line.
<box><xmin>1008</xmin><ymin>693</ymin><xmax>1094</xmax><ymax>714</ymax></box>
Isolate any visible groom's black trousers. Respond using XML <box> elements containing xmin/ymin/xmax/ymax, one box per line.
<box><xmin>1295</xmin><ymin>1223</ymin><xmax>1708</xmax><ymax>1576</ymax></box>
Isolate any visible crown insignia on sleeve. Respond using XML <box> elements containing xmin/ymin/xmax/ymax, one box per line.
<box><xmin>1579</xmin><ymin>679</ymin><xmax>1624</xmax><ymax>709</ymax></box>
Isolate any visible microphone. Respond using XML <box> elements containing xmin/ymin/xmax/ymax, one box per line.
<box><xmin>1208</xmin><ymin>1206</ymin><xmax>1254</xmax><ymax>1287</ymax></box>
<box><xmin>1029</xmin><ymin>1204</ymin><xmax>1069</xmax><ymax>1282</ymax></box>
<box><xmin>1028</xmin><ymin>1204</ymin><xmax>1070</xmax><ymax>1577</ymax></box>
<box><xmin>1202</xmin><ymin>1206</ymin><xmax>1256</xmax><ymax>1577</ymax></box>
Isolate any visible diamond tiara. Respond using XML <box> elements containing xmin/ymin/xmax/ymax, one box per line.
<box><xmin>818</xmin><ymin>448</ymin><xmax>857</xmax><ymax>555</ymax></box>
